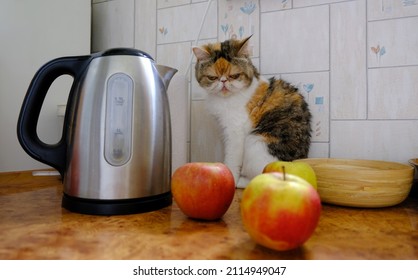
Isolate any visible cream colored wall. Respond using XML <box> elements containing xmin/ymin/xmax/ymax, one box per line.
<box><xmin>92</xmin><ymin>0</ymin><xmax>418</xmax><ymax>167</ymax></box>
<box><xmin>0</xmin><ymin>0</ymin><xmax>91</xmax><ymax>172</ymax></box>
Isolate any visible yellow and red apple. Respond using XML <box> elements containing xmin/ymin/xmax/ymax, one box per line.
<box><xmin>241</xmin><ymin>172</ymin><xmax>321</xmax><ymax>251</ymax></box>
<box><xmin>171</xmin><ymin>162</ymin><xmax>235</xmax><ymax>220</ymax></box>
<box><xmin>263</xmin><ymin>160</ymin><xmax>317</xmax><ymax>190</ymax></box>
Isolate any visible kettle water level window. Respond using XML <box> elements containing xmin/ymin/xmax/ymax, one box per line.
<box><xmin>105</xmin><ymin>73</ymin><xmax>134</xmax><ymax>166</ymax></box>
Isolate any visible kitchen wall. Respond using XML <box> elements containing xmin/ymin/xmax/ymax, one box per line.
<box><xmin>0</xmin><ymin>0</ymin><xmax>90</xmax><ymax>172</ymax></box>
<box><xmin>92</xmin><ymin>0</ymin><xmax>418</xmax><ymax>167</ymax></box>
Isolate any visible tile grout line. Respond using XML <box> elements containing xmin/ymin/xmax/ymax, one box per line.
<box><xmin>366</xmin><ymin>0</ymin><xmax>369</xmax><ymax>121</ymax></box>
<box><xmin>328</xmin><ymin>3</ymin><xmax>332</xmax><ymax>158</ymax></box>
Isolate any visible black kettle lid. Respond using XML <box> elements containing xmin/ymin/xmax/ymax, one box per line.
<box><xmin>98</xmin><ymin>48</ymin><xmax>154</xmax><ymax>60</ymax></box>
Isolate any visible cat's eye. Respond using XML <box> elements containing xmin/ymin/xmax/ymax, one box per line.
<box><xmin>206</xmin><ymin>75</ymin><xmax>218</xmax><ymax>81</ymax></box>
<box><xmin>229</xmin><ymin>73</ymin><xmax>241</xmax><ymax>80</ymax></box>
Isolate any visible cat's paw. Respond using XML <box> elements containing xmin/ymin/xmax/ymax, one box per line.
<box><xmin>236</xmin><ymin>176</ymin><xmax>250</xmax><ymax>188</ymax></box>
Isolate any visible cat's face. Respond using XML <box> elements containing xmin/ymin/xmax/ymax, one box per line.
<box><xmin>193</xmin><ymin>37</ymin><xmax>259</xmax><ymax>97</ymax></box>
<box><xmin>198</xmin><ymin>58</ymin><xmax>248</xmax><ymax>96</ymax></box>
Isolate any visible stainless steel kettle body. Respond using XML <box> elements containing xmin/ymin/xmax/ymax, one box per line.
<box><xmin>17</xmin><ymin>48</ymin><xmax>177</xmax><ymax>215</ymax></box>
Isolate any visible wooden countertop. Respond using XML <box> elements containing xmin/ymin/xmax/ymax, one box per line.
<box><xmin>0</xmin><ymin>170</ymin><xmax>417</xmax><ymax>260</ymax></box>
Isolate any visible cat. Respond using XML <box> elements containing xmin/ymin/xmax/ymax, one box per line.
<box><xmin>192</xmin><ymin>36</ymin><xmax>312</xmax><ymax>188</ymax></box>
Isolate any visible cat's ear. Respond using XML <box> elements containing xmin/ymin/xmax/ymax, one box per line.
<box><xmin>192</xmin><ymin>47</ymin><xmax>211</xmax><ymax>61</ymax></box>
<box><xmin>237</xmin><ymin>35</ymin><xmax>252</xmax><ymax>57</ymax></box>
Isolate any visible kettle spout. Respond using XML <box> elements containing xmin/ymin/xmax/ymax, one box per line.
<box><xmin>155</xmin><ymin>65</ymin><xmax>178</xmax><ymax>89</ymax></box>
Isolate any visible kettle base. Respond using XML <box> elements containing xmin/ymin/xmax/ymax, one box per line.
<box><xmin>62</xmin><ymin>192</ymin><xmax>172</xmax><ymax>216</ymax></box>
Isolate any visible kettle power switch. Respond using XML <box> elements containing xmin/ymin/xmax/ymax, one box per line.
<box><xmin>104</xmin><ymin>73</ymin><xmax>133</xmax><ymax>166</ymax></box>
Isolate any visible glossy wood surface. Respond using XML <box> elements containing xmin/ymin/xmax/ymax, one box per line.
<box><xmin>0</xmin><ymin>170</ymin><xmax>417</xmax><ymax>260</ymax></box>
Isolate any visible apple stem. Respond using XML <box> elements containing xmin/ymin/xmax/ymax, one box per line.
<box><xmin>282</xmin><ymin>166</ymin><xmax>286</xmax><ymax>181</ymax></box>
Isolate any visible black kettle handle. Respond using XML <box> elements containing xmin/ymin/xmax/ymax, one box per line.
<box><xmin>17</xmin><ymin>55</ymin><xmax>92</xmax><ymax>177</ymax></box>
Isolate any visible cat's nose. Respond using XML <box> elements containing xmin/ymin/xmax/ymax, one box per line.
<box><xmin>220</xmin><ymin>77</ymin><xmax>227</xmax><ymax>83</ymax></box>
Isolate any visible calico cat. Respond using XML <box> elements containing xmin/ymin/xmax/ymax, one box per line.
<box><xmin>192</xmin><ymin>36</ymin><xmax>311</xmax><ymax>188</ymax></box>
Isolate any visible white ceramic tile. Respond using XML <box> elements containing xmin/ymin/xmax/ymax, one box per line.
<box><xmin>260</xmin><ymin>0</ymin><xmax>291</xmax><ymax>12</ymax></box>
<box><xmin>282</xmin><ymin>72</ymin><xmax>330</xmax><ymax>142</ymax></box>
<box><xmin>308</xmin><ymin>143</ymin><xmax>330</xmax><ymax>158</ymax></box>
<box><xmin>157</xmin><ymin>0</ymin><xmax>190</xmax><ymax>9</ymax></box>
<box><xmin>368</xmin><ymin>17</ymin><xmax>418</xmax><ymax>68</ymax></box>
<box><xmin>260</xmin><ymin>6</ymin><xmax>329</xmax><ymax>74</ymax></box>
<box><xmin>330</xmin><ymin>120</ymin><xmax>418</xmax><ymax>164</ymax></box>
<box><xmin>368</xmin><ymin>66</ymin><xmax>418</xmax><ymax>119</ymax></box>
<box><xmin>92</xmin><ymin>0</ymin><xmax>135</xmax><ymax>52</ymax></box>
<box><xmin>191</xmin><ymin>64</ymin><xmax>209</xmax><ymax>100</ymax></box>
<box><xmin>190</xmin><ymin>100</ymin><xmax>224</xmax><ymax>162</ymax></box>
<box><xmin>368</xmin><ymin>0</ymin><xmax>418</xmax><ymax>20</ymax></box>
<box><xmin>331</xmin><ymin>0</ymin><xmax>367</xmax><ymax>120</ymax></box>
<box><xmin>156</xmin><ymin>41</ymin><xmax>192</xmax><ymax>74</ymax></box>
<box><xmin>293</xmin><ymin>0</ymin><xmax>344</xmax><ymax>7</ymax></box>
<box><xmin>167</xmin><ymin>74</ymin><xmax>190</xmax><ymax>173</ymax></box>
<box><xmin>157</xmin><ymin>1</ymin><xmax>217</xmax><ymax>44</ymax></box>
<box><xmin>218</xmin><ymin>0</ymin><xmax>260</xmax><ymax>57</ymax></box>
<box><xmin>135</xmin><ymin>0</ymin><xmax>157</xmax><ymax>59</ymax></box>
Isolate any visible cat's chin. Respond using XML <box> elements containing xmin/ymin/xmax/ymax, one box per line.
<box><xmin>211</xmin><ymin>87</ymin><xmax>241</xmax><ymax>97</ymax></box>
<box><xmin>218</xmin><ymin>89</ymin><xmax>233</xmax><ymax>97</ymax></box>
<box><xmin>212</xmin><ymin>91</ymin><xmax>233</xmax><ymax>98</ymax></box>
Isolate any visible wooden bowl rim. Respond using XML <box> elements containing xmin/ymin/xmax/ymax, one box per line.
<box><xmin>296</xmin><ymin>158</ymin><xmax>413</xmax><ymax>173</ymax></box>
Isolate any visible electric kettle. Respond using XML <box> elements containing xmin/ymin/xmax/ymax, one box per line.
<box><xmin>17</xmin><ymin>48</ymin><xmax>177</xmax><ymax>215</ymax></box>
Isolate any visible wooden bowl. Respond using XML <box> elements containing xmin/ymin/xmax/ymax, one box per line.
<box><xmin>295</xmin><ymin>158</ymin><xmax>414</xmax><ymax>208</ymax></box>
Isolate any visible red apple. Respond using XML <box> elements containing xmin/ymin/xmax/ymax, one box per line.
<box><xmin>171</xmin><ymin>162</ymin><xmax>236</xmax><ymax>220</ymax></box>
<box><xmin>241</xmin><ymin>172</ymin><xmax>321</xmax><ymax>251</ymax></box>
